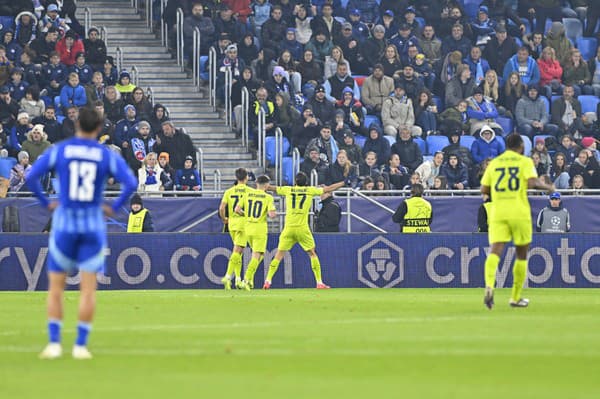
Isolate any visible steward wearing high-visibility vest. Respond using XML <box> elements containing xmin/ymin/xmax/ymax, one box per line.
<box><xmin>392</xmin><ymin>184</ymin><xmax>432</xmax><ymax>233</ymax></box>
<box><xmin>127</xmin><ymin>193</ymin><xmax>154</xmax><ymax>233</ymax></box>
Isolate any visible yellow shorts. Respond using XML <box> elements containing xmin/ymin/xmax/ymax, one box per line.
<box><xmin>247</xmin><ymin>234</ymin><xmax>268</xmax><ymax>253</ymax></box>
<box><xmin>277</xmin><ymin>227</ymin><xmax>315</xmax><ymax>252</ymax></box>
<box><xmin>488</xmin><ymin>219</ymin><xmax>532</xmax><ymax>246</ymax></box>
<box><xmin>229</xmin><ymin>229</ymin><xmax>247</xmax><ymax>248</ymax></box>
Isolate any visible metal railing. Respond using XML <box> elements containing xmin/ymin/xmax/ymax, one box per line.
<box><xmin>160</xmin><ymin>0</ymin><xmax>168</xmax><ymax>47</ymax></box>
<box><xmin>257</xmin><ymin>108</ymin><xmax>266</xmax><ymax>170</ymax></box>
<box><xmin>291</xmin><ymin>148</ymin><xmax>301</xmax><ymax>184</ymax></box>
<box><xmin>196</xmin><ymin>147</ymin><xmax>204</xmax><ymax>184</ymax></box>
<box><xmin>131</xmin><ymin>0</ymin><xmax>139</xmax><ymax>9</ymax></box>
<box><xmin>224</xmin><ymin>66</ymin><xmax>232</xmax><ymax>128</ymax></box>
<box><xmin>192</xmin><ymin>27</ymin><xmax>201</xmax><ymax>91</ymax></box>
<box><xmin>147</xmin><ymin>86</ymin><xmax>154</xmax><ymax>107</ymax></box>
<box><xmin>274</xmin><ymin>128</ymin><xmax>284</xmax><ymax>185</ymax></box>
<box><xmin>145</xmin><ymin>0</ymin><xmax>153</xmax><ymax>30</ymax></box>
<box><xmin>175</xmin><ymin>8</ymin><xmax>185</xmax><ymax>70</ymax></box>
<box><xmin>241</xmin><ymin>87</ymin><xmax>249</xmax><ymax>150</ymax></box>
<box><xmin>131</xmin><ymin>65</ymin><xmax>140</xmax><ymax>87</ymax></box>
<box><xmin>99</xmin><ymin>26</ymin><xmax>108</xmax><ymax>47</ymax></box>
<box><xmin>209</xmin><ymin>47</ymin><xmax>217</xmax><ymax>110</ymax></box>
<box><xmin>83</xmin><ymin>7</ymin><xmax>91</xmax><ymax>37</ymax></box>
<box><xmin>213</xmin><ymin>169</ymin><xmax>222</xmax><ymax>192</ymax></box>
<box><xmin>115</xmin><ymin>47</ymin><xmax>124</xmax><ymax>73</ymax></box>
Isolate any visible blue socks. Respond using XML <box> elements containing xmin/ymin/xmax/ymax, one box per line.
<box><xmin>76</xmin><ymin>322</ymin><xmax>92</xmax><ymax>347</ymax></box>
<box><xmin>48</xmin><ymin>319</ymin><xmax>62</xmax><ymax>343</ymax></box>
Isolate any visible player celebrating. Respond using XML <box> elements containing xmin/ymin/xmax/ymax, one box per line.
<box><xmin>263</xmin><ymin>172</ymin><xmax>345</xmax><ymax>289</ymax></box>
<box><xmin>235</xmin><ymin>175</ymin><xmax>277</xmax><ymax>290</ymax></box>
<box><xmin>219</xmin><ymin>168</ymin><xmax>251</xmax><ymax>289</ymax></box>
<box><xmin>480</xmin><ymin>132</ymin><xmax>554</xmax><ymax>310</ymax></box>
<box><xmin>27</xmin><ymin>108</ymin><xmax>137</xmax><ymax>359</ymax></box>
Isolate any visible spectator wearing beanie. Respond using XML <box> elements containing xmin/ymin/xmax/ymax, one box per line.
<box><xmin>391</xmin><ymin>126</ymin><xmax>423</xmax><ymax>172</ymax></box>
<box><xmin>9</xmin><ymin>111</ymin><xmax>31</xmax><ymax>152</ymax></box>
<box><xmin>581</xmin><ymin>137</ymin><xmax>600</xmax><ymax>162</ymax></box>
<box><xmin>56</xmin><ymin>30</ymin><xmax>84</xmax><ymax>67</ymax></box>
<box><xmin>466</xmin><ymin>86</ymin><xmax>502</xmax><ymax>135</ymax></box>
<box><xmin>176</xmin><ymin>155</ymin><xmax>202</xmax><ymax>191</ymax></box>
<box><xmin>362</xmin><ymin>25</ymin><xmax>387</xmax><ymax>69</ymax></box>
<box><xmin>339</xmin><ymin>130</ymin><xmax>362</xmax><ymax>165</ymax></box>
<box><xmin>115</xmin><ymin>104</ymin><xmax>139</xmax><ymax>149</ymax></box>
<box><xmin>363</xmin><ymin>124</ymin><xmax>390</xmax><ymax>168</ymax></box>
<box><xmin>265</xmin><ymin>66</ymin><xmax>292</xmax><ymax>102</ymax></box>
<box><xmin>158</xmin><ymin>152</ymin><xmax>175</xmax><ymax>191</ymax></box>
<box><xmin>21</xmin><ymin>124</ymin><xmax>49</xmax><ymax>163</ymax></box>
<box><xmin>308</xmin><ymin>85</ymin><xmax>335</xmax><ymax>126</ymax></box>
<box><xmin>115</xmin><ymin>70</ymin><xmax>136</xmax><ymax>103</ymax></box>
<box><xmin>129</xmin><ymin>120</ymin><xmax>156</xmax><ymax>171</ymax></box>
<box><xmin>102</xmin><ymin>57</ymin><xmax>118</xmax><ymax>86</ymax></box>
<box><xmin>9</xmin><ymin>150</ymin><xmax>31</xmax><ymax>192</ymax></box>
<box><xmin>336</xmin><ymin>86</ymin><xmax>366</xmax><ymax>136</ymax></box>
<box><xmin>127</xmin><ymin>193</ymin><xmax>154</xmax><ymax>233</ymax></box>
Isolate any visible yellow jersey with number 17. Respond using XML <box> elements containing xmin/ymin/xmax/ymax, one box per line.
<box><xmin>481</xmin><ymin>150</ymin><xmax>538</xmax><ymax>223</ymax></box>
<box><xmin>276</xmin><ymin>186</ymin><xmax>324</xmax><ymax>228</ymax></box>
<box><xmin>221</xmin><ymin>183</ymin><xmax>250</xmax><ymax>231</ymax></box>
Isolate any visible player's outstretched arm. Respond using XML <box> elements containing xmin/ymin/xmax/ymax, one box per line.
<box><xmin>527</xmin><ymin>178</ymin><xmax>555</xmax><ymax>193</ymax></box>
<box><xmin>322</xmin><ymin>181</ymin><xmax>346</xmax><ymax>193</ymax></box>
<box><xmin>265</xmin><ymin>184</ymin><xmax>278</xmax><ymax>192</ymax></box>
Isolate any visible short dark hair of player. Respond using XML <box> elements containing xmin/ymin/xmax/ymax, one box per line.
<box><xmin>296</xmin><ymin>172</ymin><xmax>308</xmax><ymax>186</ymax></box>
<box><xmin>256</xmin><ymin>175</ymin><xmax>270</xmax><ymax>185</ymax></box>
<box><xmin>411</xmin><ymin>183</ymin><xmax>424</xmax><ymax>197</ymax></box>
<box><xmin>235</xmin><ymin>168</ymin><xmax>248</xmax><ymax>182</ymax></box>
<box><xmin>78</xmin><ymin>107</ymin><xmax>103</xmax><ymax>133</ymax></box>
<box><xmin>505</xmin><ymin>133</ymin><xmax>524</xmax><ymax>151</ymax></box>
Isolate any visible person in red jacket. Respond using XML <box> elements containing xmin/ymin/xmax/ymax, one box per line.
<box><xmin>537</xmin><ymin>46</ymin><xmax>563</xmax><ymax>100</ymax></box>
<box><xmin>221</xmin><ymin>0</ymin><xmax>252</xmax><ymax>23</ymax></box>
<box><xmin>55</xmin><ymin>30</ymin><xmax>84</xmax><ymax>67</ymax></box>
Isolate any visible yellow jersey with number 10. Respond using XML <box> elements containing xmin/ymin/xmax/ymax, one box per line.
<box><xmin>221</xmin><ymin>183</ymin><xmax>250</xmax><ymax>231</ymax></box>
<box><xmin>243</xmin><ymin>188</ymin><xmax>276</xmax><ymax>235</ymax></box>
<box><xmin>276</xmin><ymin>186</ymin><xmax>324</xmax><ymax>228</ymax></box>
<box><xmin>481</xmin><ymin>150</ymin><xmax>538</xmax><ymax>223</ymax></box>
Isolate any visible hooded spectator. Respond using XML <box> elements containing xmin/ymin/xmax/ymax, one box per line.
<box><xmin>9</xmin><ymin>111</ymin><xmax>32</xmax><ymax>152</ymax></box>
<box><xmin>545</xmin><ymin>21</ymin><xmax>572</xmax><ymax>65</ymax></box>
<box><xmin>441</xmin><ymin>153</ymin><xmax>469</xmax><ymax>190</ymax></box>
<box><xmin>21</xmin><ymin>124</ymin><xmax>49</xmax><ymax>163</ymax></box>
<box><xmin>362</xmin><ymin>125</ymin><xmax>390</xmax><ymax>167</ymax></box>
<box><xmin>115</xmin><ymin>70</ymin><xmax>136</xmax><ymax>102</ymax></box>
<box><xmin>238</xmin><ymin>34</ymin><xmax>259</xmax><ymax>65</ymax></box>
<box><xmin>305</xmin><ymin>30</ymin><xmax>333</xmax><ymax>65</ymax></box>
<box><xmin>442</xmin><ymin>130</ymin><xmax>474</xmax><ymax>171</ymax></box>
<box><xmin>296</xmin><ymin>50</ymin><xmax>322</xmax><ymax>87</ymax></box>
<box><xmin>391</xmin><ymin>126</ymin><xmax>423</xmax><ymax>172</ymax></box>
<box><xmin>265</xmin><ymin>65</ymin><xmax>292</xmax><ymax>101</ymax></box>
<box><xmin>471</xmin><ymin>125</ymin><xmax>504</xmax><ymax>164</ymax></box>
<box><xmin>176</xmin><ymin>155</ymin><xmax>202</xmax><ymax>191</ymax></box>
<box><xmin>339</xmin><ymin>130</ymin><xmax>362</xmax><ymax>164</ymax></box>
<box><xmin>336</xmin><ymin>87</ymin><xmax>365</xmax><ymax>136</ymax></box>
<box><xmin>15</xmin><ymin>11</ymin><xmax>38</xmax><ymax>47</ymax></box>
<box><xmin>148</xmin><ymin>103</ymin><xmax>170</xmax><ymax>136</ymax></box>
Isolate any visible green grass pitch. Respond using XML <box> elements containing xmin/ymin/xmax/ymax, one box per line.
<box><xmin>1</xmin><ymin>289</ymin><xmax>600</xmax><ymax>398</ymax></box>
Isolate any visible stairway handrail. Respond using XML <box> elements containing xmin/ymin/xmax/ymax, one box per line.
<box><xmin>258</xmin><ymin>108</ymin><xmax>266</xmax><ymax>171</ymax></box>
<box><xmin>146</xmin><ymin>86</ymin><xmax>154</xmax><ymax>107</ymax></box>
<box><xmin>192</xmin><ymin>27</ymin><xmax>201</xmax><ymax>91</ymax></box>
<box><xmin>274</xmin><ymin>128</ymin><xmax>284</xmax><ymax>185</ymax></box>
<box><xmin>196</xmin><ymin>146</ymin><xmax>204</xmax><ymax>184</ymax></box>
<box><xmin>145</xmin><ymin>0</ymin><xmax>153</xmax><ymax>30</ymax></box>
<box><xmin>131</xmin><ymin>65</ymin><xmax>140</xmax><ymax>87</ymax></box>
<box><xmin>310</xmin><ymin>169</ymin><xmax>318</xmax><ymax>186</ymax></box>
<box><xmin>241</xmin><ymin>87</ymin><xmax>249</xmax><ymax>150</ymax></box>
<box><xmin>224</xmin><ymin>66</ymin><xmax>232</xmax><ymax>128</ymax></box>
<box><xmin>291</xmin><ymin>147</ymin><xmax>301</xmax><ymax>185</ymax></box>
<box><xmin>176</xmin><ymin>8</ymin><xmax>184</xmax><ymax>71</ymax></box>
<box><xmin>160</xmin><ymin>0</ymin><xmax>168</xmax><ymax>47</ymax></box>
<box><xmin>115</xmin><ymin>47</ymin><xmax>123</xmax><ymax>74</ymax></box>
<box><xmin>84</xmin><ymin>7</ymin><xmax>91</xmax><ymax>38</ymax></box>
<box><xmin>213</xmin><ymin>169</ymin><xmax>222</xmax><ymax>192</ymax></box>
<box><xmin>99</xmin><ymin>26</ymin><xmax>108</xmax><ymax>47</ymax></box>
<box><xmin>208</xmin><ymin>47</ymin><xmax>217</xmax><ymax>110</ymax></box>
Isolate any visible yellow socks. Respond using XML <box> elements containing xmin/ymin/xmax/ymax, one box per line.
<box><xmin>266</xmin><ymin>258</ymin><xmax>280</xmax><ymax>282</ymax></box>
<box><xmin>484</xmin><ymin>253</ymin><xmax>500</xmax><ymax>289</ymax></box>
<box><xmin>310</xmin><ymin>256</ymin><xmax>322</xmax><ymax>283</ymax></box>
<box><xmin>244</xmin><ymin>257</ymin><xmax>260</xmax><ymax>285</ymax></box>
<box><xmin>230</xmin><ymin>252</ymin><xmax>242</xmax><ymax>280</ymax></box>
<box><xmin>511</xmin><ymin>259</ymin><xmax>528</xmax><ymax>302</ymax></box>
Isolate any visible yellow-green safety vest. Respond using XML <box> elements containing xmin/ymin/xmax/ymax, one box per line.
<box><xmin>127</xmin><ymin>209</ymin><xmax>148</xmax><ymax>233</ymax></box>
<box><xmin>403</xmin><ymin>197</ymin><xmax>432</xmax><ymax>233</ymax></box>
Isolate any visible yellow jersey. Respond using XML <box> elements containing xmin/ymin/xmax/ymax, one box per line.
<box><xmin>221</xmin><ymin>183</ymin><xmax>250</xmax><ymax>231</ymax></box>
<box><xmin>243</xmin><ymin>188</ymin><xmax>276</xmax><ymax>235</ymax></box>
<box><xmin>481</xmin><ymin>150</ymin><xmax>537</xmax><ymax>222</ymax></box>
<box><xmin>276</xmin><ymin>186</ymin><xmax>324</xmax><ymax>228</ymax></box>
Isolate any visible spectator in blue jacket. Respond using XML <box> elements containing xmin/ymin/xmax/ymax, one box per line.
<box><xmin>115</xmin><ymin>104</ymin><xmax>139</xmax><ymax>150</ymax></box>
<box><xmin>3</xmin><ymin>30</ymin><xmax>23</xmax><ymax>64</ymax></box>
<box><xmin>441</xmin><ymin>153</ymin><xmax>469</xmax><ymax>190</ymax></box>
<box><xmin>16</xmin><ymin>48</ymin><xmax>39</xmax><ymax>87</ymax></box>
<box><xmin>69</xmin><ymin>52</ymin><xmax>93</xmax><ymax>85</ymax></box>
<box><xmin>251</xmin><ymin>0</ymin><xmax>272</xmax><ymax>35</ymax></box>
<box><xmin>59</xmin><ymin>72</ymin><xmax>87</xmax><ymax>113</ymax></box>
<box><xmin>471</xmin><ymin>125</ymin><xmax>504</xmax><ymax>164</ymax></box>
<box><xmin>503</xmin><ymin>47</ymin><xmax>540</xmax><ymax>88</ymax></box>
<box><xmin>466</xmin><ymin>87</ymin><xmax>501</xmax><ymax>135</ymax></box>
<box><xmin>390</xmin><ymin>24</ymin><xmax>420</xmax><ymax>59</ymax></box>
<box><xmin>470</xmin><ymin>6</ymin><xmax>498</xmax><ymax>46</ymax></box>
<box><xmin>7</xmin><ymin>67</ymin><xmax>30</xmax><ymax>102</ymax></box>
<box><xmin>347</xmin><ymin>0</ymin><xmax>379</xmax><ymax>24</ymax></box>
<box><xmin>9</xmin><ymin>112</ymin><xmax>32</xmax><ymax>152</ymax></box>
<box><xmin>347</xmin><ymin>9</ymin><xmax>370</xmax><ymax>43</ymax></box>
<box><xmin>281</xmin><ymin>28</ymin><xmax>304</xmax><ymax>61</ymax></box>
<box><xmin>176</xmin><ymin>155</ymin><xmax>202</xmax><ymax>191</ymax></box>
<box><xmin>379</xmin><ymin>10</ymin><xmax>399</xmax><ymax>40</ymax></box>
<box><xmin>464</xmin><ymin>46</ymin><xmax>491</xmax><ymax>86</ymax></box>
<box><xmin>41</xmin><ymin>51</ymin><xmax>67</xmax><ymax>98</ymax></box>
<box><xmin>102</xmin><ymin>57</ymin><xmax>118</xmax><ymax>86</ymax></box>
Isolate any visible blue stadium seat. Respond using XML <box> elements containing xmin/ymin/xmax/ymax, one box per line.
<box><xmin>459</xmin><ymin>135</ymin><xmax>476</xmax><ymax>150</ymax></box>
<box><xmin>520</xmin><ymin>18</ymin><xmax>531</xmax><ymax>34</ymax></box>
<box><xmin>576</xmin><ymin>37</ymin><xmax>598</xmax><ymax>61</ymax></box>
<box><xmin>515</xmin><ymin>37</ymin><xmax>523</xmax><ymax>47</ymax></box>
<box><xmin>265</xmin><ymin>136</ymin><xmax>290</xmax><ymax>165</ymax></box>
<box><xmin>341</xmin><ymin>0</ymin><xmax>349</xmax><ymax>9</ymax></box>
<box><xmin>0</xmin><ymin>16</ymin><xmax>14</xmax><ymax>32</ymax></box>
<box><xmin>432</xmin><ymin>96</ymin><xmax>444</xmax><ymax>112</ymax></box>
<box><xmin>563</xmin><ymin>18</ymin><xmax>583</xmax><ymax>43</ymax></box>
<box><xmin>282</xmin><ymin>157</ymin><xmax>294</xmax><ymax>184</ymax></box>
<box><xmin>540</xmin><ymin>96</ymin><xmax>550</xmax><ymax>114</ymax></box>
<box><xmin>579</xmin><ymin>95</ymin><xmax>600</xmax><ymax>113</ymax></box>
<box><xmin>54</xmin><ymin>96</ymin><xmax>63</xmax><ymax>116</ymax></box>
<box><xmin>364</xmin><ymin>115</ymin><xmax>381</xmax><ymax>128</ymax></box>
<box><xmin>0</xmin><ymin>157</ymin><xmax>17</xmax><ymax>179</ymax></box>
<box><xmin>425</xmin><ymin>135</ymin><xmax>449</xmax><ymax>155</ymax></box>
<box><xmin>464</xmin><ymin>3</ymin><xmax>480</xmax><ymax>19</ymax></box>
<box><xmin>415</xmin><ymin>17</ymin><xmax>425</xmax><ymax>29</ymax></box>
<box><xmin>57</xmin><ymin>115</ymin><xmax>65</xmax><ymax>124</ymax></box>
<box><xmin>496</xmin><ymin>116</ymin><xmax>514</xmax><ymax>136</ymax></box>
<box><xmin>354</xmin><ymin>135</ymin><xmax>367</xmax><ymax>148</ymax></box>
<box><xmin>199</xmin><ymin>56</ymin><xmax>209</xmax><ymax>81</ymax></box>
<box><xmin>414</xmin><ymin>137</ymin><xmax>426</xmax><ymax>155</ymax></box>
<box><xmin>522</xmin><ymin>135</ymin><xmax>532</xmax><ymax>156</ymax></box>
<box><xmin>384</xmin><ymin>136</ymin><xmax>396</xmax><ymax>146</ymax></box>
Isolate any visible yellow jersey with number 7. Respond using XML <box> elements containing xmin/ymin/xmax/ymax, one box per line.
<box><xmin>221</xmin><ymin>183</ymin><xmax>249</xmax><ymax>231</ymax></box>
<box><xmin>276</xmin><ymin>186</ymin><xmax>324</xmax><ymax>228</ymax></box>
<box><xmin>481</xmin><ymin>150</ymin><xmax>538</xmax><ymax>222</ymax></box>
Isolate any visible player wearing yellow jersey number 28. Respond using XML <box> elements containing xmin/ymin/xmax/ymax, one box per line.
<box><xmin>219</xmin><ymin>168</ymin><xmax>251</xmax><ymax>289</ymax></box>
<box><xmin>480</xmin><ymin>133</ymin><xmax>555</xmax><ymax>310</ymax></box>
<box><xmin>263</xmin><ymin>172</ymin><xmax>345</xmax><ymax>289</ymax></box>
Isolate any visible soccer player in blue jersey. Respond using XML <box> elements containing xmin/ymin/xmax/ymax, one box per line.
<box><xmin>27</xmin><ymin>108</ymin><xmax>138</xmax><ymax>360</ymax></box>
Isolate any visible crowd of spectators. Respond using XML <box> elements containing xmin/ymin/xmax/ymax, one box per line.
<box><xmin>171</xmin><ymin>0</ymin><xmax>600</xmax><ymax>192</ymax></box>
<box><xmin>0</xmin><ymin>0</ymin><xmax>199</xmax><ymax>195</ymax></box>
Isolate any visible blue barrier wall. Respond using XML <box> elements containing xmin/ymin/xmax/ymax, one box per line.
<box><xmin>2</xmin><ymin>196</ymin><xmax>600</xmax><ymax>233</ymax></box>
<box><xmin>2</xmin><ymin>233</ymin><xmax>600</xmax><ymax>290</ymax></box>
